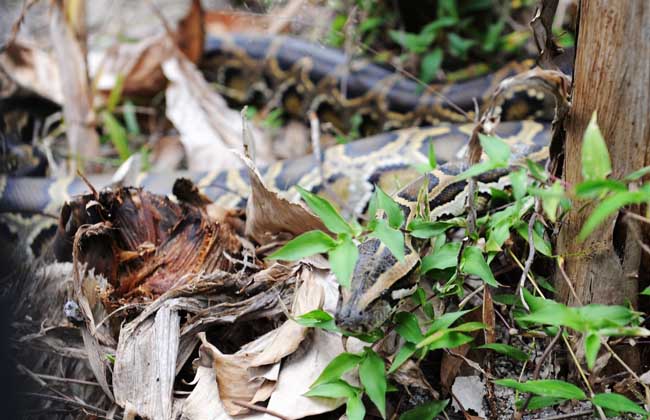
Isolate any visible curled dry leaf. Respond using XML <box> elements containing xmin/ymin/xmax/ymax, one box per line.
<box><xmin>237</xmin><ymin>151</ymin><xmax>328</xmax><ymax>245</ymax></box>
<box><xmin>250</xmin><ymin>265</ymin><xmax>326</xmax><ymax>367</ymax></box>
<box><xmin>0</xmin><ymin>41</ymin><xmax>63</xmax><ymax>103</ymax></box>
<box><xmin>198</xmin><ymin>332</ymin><xmax>268</xmax><ymax>416</ymax></box>
<box><xmin>163</xmin><ymin>56</ymin><xmax>272</xmax><ymax>171</ymax></box>
<box><xmin>90</xmin><ymin>0</ymin><xmax>204</xmax><ymax>97</ymax></box>
<box><xmin>178</xmin><ymin>367</ymin><xmax>241</xmax><ymax>420</ymax></box>
<box><xmin>262</xmin><ymin>271</ymin><xmax>344</xmax><ymax>419</ymax></box>
<box><xmin>390</xmin><ymin>359</ymin><xmax>439</xmax><ymax>401</ymax></box>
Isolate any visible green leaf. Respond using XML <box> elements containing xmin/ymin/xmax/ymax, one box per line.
<box><xmin>296</xmin><ymin>186</ymin><xmax>352</xmax><ymax>235</ymax></box>
<box><xmin>295</xmin><ymin>309</ymin><xmax>340</xmax><ymax>332</ymax></box>
<box><xmin>400</xmin><ymin>399</ymin><xmax>448</xmax><ymax>420</ymax></box>
<box><xmin>592</xmin><ymin>393</ymin><xmax>648</xmax><ymax>415</ymax></box>
<box><xmin>482</xmin><ymin>20</ymin><xmax>505</xmax><ymax>53</ymax></box>
<box><xmin>581</xmin><ymin>112</ymin><xmax>611</xmax><ymax>181</ymax></box>
<box><xmin>527</xmin><ymin>159</ymin><xmax>549</xmax><ymax>181</ymax></box>
<box><xmin>418</xmin><ymin>330</ymin><xmax>474</xmax><ymax>350</ymax></box>
<box><xmin>329</xmin><ymin>237</ymin><xmax>359</xmax><ymax>288</ymax></box>
<box><xmin>311</xmin><ymin>353</ymin><xmax>363</xmax><ymax>388</ymax></box>
<box><xmin>389</xmin><ymin>30</ymin><xmax>432</xmax><ymax>53</ymax></box>
<box><xmin>421</xmin><ymin>242</ymin><xmax>461</xmax><ymax>273</ymax></box>
<box><xmin>584</xmin><ymin>332</ymin><xmax>600</xmax><ymax>370</ymax></box>
<box><xmin>517</xmin><ymin>396</ymin><xmax>566</xmax><ymax>410</ymax></box>
<box><xmin>422</xmin><ymin>16</ymin><xmax>458</xmax><ymax>34</ymax></box>
<box><xmin>359</xmin><ymin>17</ymin><xmax>383</xmax><ymax>34</ymax></box>
<box><xmin>346</xmin><ymin>393</ymin><xmax>366</xmax><ymax>420</ymax></box>
<box><xmin>437</xmin><ymin>0</ymin><xmax>458</xmax><ymax>18</ymax></box>
<box><xmin>530</xmin><ymin>181</ymin><xmax>565</xmax><ymax>223</ymax></box>
<box><xmin>624</xmin><ymin>165</ymin><xmax>650</xmax><ymax>181</ymax></box>
<box><xmin>517</xmin><ymin>301</ymin><xmax>584</xmax><ymax>331</ymax></box>
<box><xmin>578</xmin><ymin>190</ymin><xmax>650</xmax><ymax>241</ymax></box>
<box><xmin>359</xmin><ymin>350</ymin><xmax>386</xmax><ymax>418</ymax></box>
<box><xmin>451</xmin><ymin>322</ymin><xmax>485</xmax><ymax>332</ymax></box>
<box><xmin>122</xmin><ymin>100</ymin><xmax>140</xmax><ymax>135</ymax></box>
<box><xmin>494</xmin><ymin>379</ymin><xmax>586</xmax><ymax>400</ymax></box>
<box><xmin>478</xmin><ymin>343</ymin><xmax>529</xmax><ymax>362</ymax></box>
<box><xmin>428</xmin><ymin>309</ymin><xmax>472</xmax><ymax>332</ymax></box>
<box><xmin>395</xmin><ymin>312</ymin><xmax>424</xmax><ymax>343</ymax></box>
<box><xmin>305</xmin><ymin>379</ymin><xmax>358</xmax><ymax>399</ymax></box>
<box><xmin>420</xmin><ymin>48</ymin><xmax>443</xmax><ymax>84</ymax></box>
<box><xmin>514</xmin><ymin>222</ymin><xmax>552</xmax><ymax>257</ymax></box>
<box><xmin>456</xmin><ymin>135</ymin><xmax>511</xmax><ymax>181</ymax></box>
<box><xmin>106</xmin><ymin>73</ymin><xmax>124</xmax><ymax>113</ymax></box>
<box><xmin>372</xmin><ymin>187</ymin><xmax>405</xmax><ymax>229</ymax></box>
<box><xmin>509</xmin><ymin>168</ymin><xmax>528</xmax><ymax>200</ymax></box>
<box><xmin>461</xmin><ymin>246</ymin><xmax>498</xmax><ymax>287</ymax></box>
<box><xmin>369</xmin><ymin>219</ymin><xmax>405</xmax><ymax>261</ymax></box>
<box><xmin>642</xmin><ymin>286</ymin><xmax>650</xmax><ymax>296</ymax></box>
<box><xmin>456</xmin><ymin>160</ymin><xmax>502</xmax><ymax>181</ymax></box>
<box><xmin>428</xmin><ymin>141</ymin><xmax>437</xmax><ymax>170</ymax></box>
<box><xmin>101</xmin><ymin>111</ymin><xmax>131</xmax><ymax>161</ymax></box>
<box><xmin>574</xmin><ymin>179</ymin><xmax>627</xmax><ymax>199</ymax></box>
<box><xmin>388</xmin><ymin>342</ymin><xmax>417</xmax><ymax>373</ymax></box>
<box><xmin>408</xmin><ymin>218</ymin><xmax>462</xmax><ymax>238</ymax></box>
<box><xmin>448</xmin><ymin>33</ymin><xmax>476</xmax><ymax>59</ymax></box>
<box><xmin>575</xmin><ymin>304</ymin><xmax>638</xmax><ymax>329</ymax></box>
<box><xmin>480</xmin><ymin>133</ymin><xmax>511</xmax><ymax>163</ymax></box>
<box><xmin>268</xmin><ymin>230</ymin><xmax>336</xmax><ymax>261</ymax></box>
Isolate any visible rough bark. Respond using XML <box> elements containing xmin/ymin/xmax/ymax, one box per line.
<box><xmin>555</xmin><ymin>1</ymin><xmax>650</xmax><ymax>308</ymax></box>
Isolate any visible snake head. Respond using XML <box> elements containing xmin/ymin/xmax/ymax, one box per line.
<box><xmin>335</xmin><ymin>238</ymin><xmax>420</xmax><ymax>334</ymax></box>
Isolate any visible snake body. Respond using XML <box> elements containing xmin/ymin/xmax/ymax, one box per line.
<box><xmin>200</xmin><ymin>34</ymin><xmax>558</xmax><ymax>134</ymax></box>
<box><xmin>0</xmin><ymin>34</ymin><xmax>561</xmax><ymax>330</ymax></box>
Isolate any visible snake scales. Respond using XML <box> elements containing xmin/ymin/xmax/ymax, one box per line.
<box><xmin>0</xmin><ymin>34</ymin><xmax>562</xmax><ymax>331</ymax></box>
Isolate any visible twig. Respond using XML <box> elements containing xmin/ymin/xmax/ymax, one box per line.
<box><xmin>231</xmin><ymin>400</ymin><xmax>290</xmax><ymax>420</ymax></box>
<box><xmin>309</xmin><ymin>112</ymin><xmax>324</xmax><ymax>186</ymax></box>
<box><xmin>516</xmin><ymin>204</ymin><xmax>540</xmax><ymax>312</ymax></box>
<box><xmin>623</xmin><ymin>214</ymin><xmax>650</xmax><ymax>256</ymax></box>
<box><xmin>601</xmin><ymin>340</ymin><xmax>650</xmax><ymax>401</ymax></box>
<box><xmin>516</xmin><ymin>327</ymin><xmax>563</xmax><ymax>418</ymax></box>
<box><xmin>561</xmin><ymin>335</ymin><xmax>607</xmax><ymax>420</ymax></box>
<box><xmin>4</xmin><ymin>0</ymin><xmax>39</xmax><ymax>48</ymax></box>
<box><xmin>507</xmin><ymin>249</ymin><xmax>544</xmax><ymax>298</ymax></box>
<box><xmin>458</xmin><ymin>284</ymin><xmax>484</xmax><ymax>309</ymax></box>
<box><xmin>20</xmin><ymin>392</ymin><xmax>119</xmax><ymax>419</ymax></box>
<box><xmin>622</xmin><ymin>210</ymin><xmax>650</xmax><ymax>225</ymax></box>
<box><xmin>340</xmin><ymin>4</ymin><xmax>358</xmax><ymax>99</ymax></box>
<box><xmin>18</xmin><ymin>366</ymin><xmax>102</xmax><ymax>387</ymax></box>
<box><xmin>556</xmin><ymin>259</ymin><xmax>583</xmax><ymax>305</ymax></box>
<box><xmin>535</xmin><ymin>409</ymin><xmax>594</xmax><ymax>420</ymax></box>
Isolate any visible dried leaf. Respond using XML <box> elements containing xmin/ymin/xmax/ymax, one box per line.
<box><xmin>90</xmin><ymin>0</ymin><xmax>205</xmax><ymax>97</ymax></box>
<box><xmin>113</xmin><ymin>305</ymin><xmax>180</xmax><ymax>419</ymax></box>
<box><xmin>49</xmin><ymin>2</ymin><xmax>99</xmax><ymax>167</ymax></box>
<box><xmin>163</xmin><ymin>56</ymin><xmax>271</xmax><ymax>171</ymax></box>
<box><xmin>198</xmin><ymin>333</ymin><xmax>266</xmax><ymax>416</ymax></box>
<box><xmin>238</xmin><ymin>151</ymin><xmax>328</xmax><ymax>244</ymax></box>
<box><xmin>250</xmin><ymin>267</ymin><xmax>326</xmax><ymax>366</ymax></box>
<box><xmin>0</xmin><ymin>42</ymin><xmax>63</xmax><ymax>103</ymax></box>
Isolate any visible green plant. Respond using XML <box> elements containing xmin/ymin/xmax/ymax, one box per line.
<box><xmin>97</xmin><ymin>74</ymin><xmax>144</xmax><ymax>164</ymax></box>
<box><xmin>269</xmin><ymin>113</ymin><xmax>650</xmax><ymax>418</ymax></box>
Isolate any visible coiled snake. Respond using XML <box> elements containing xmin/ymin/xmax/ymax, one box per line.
<box><xmin>0</xmin><ymin>34</ymin><xmax>568</xmax><ymax>331</ymax></box>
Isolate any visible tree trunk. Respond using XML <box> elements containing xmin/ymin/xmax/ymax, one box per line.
<box><xmin>555</xmin><ymin>1</ymin><xmax>650</xmax><ymax>310</ymax></box>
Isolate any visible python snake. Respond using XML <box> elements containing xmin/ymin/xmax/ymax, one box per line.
<box><xmin>0</xmin><ymin>34</ymin><xmax>563</xmax><ymax>331</ymax></box>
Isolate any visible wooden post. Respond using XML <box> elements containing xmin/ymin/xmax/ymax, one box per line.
<box><xmin>555</xmin><ymin>1</ymin><xmax>650</xmax><ymax>310</ymax></box>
